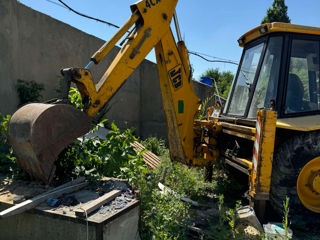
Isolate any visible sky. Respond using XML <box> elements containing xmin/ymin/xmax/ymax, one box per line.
<box><xmin>18</xmin><ymin>0</ymin><xmax>320</xmax><ymax>80</ymax></box>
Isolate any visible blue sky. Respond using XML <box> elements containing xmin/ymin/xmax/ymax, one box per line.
<box><xmin>19</xmin><ymin>0</ymin><xmax>320</xmax><ymax>79</ymax></box>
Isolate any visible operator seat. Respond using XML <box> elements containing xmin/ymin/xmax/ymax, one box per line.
<box><xmin>285</xmin><ymin>73</ymin><xmax>304</xmax><ymax>113</ymax></box>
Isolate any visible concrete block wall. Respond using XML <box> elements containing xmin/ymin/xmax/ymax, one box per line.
<box><xmin>0</xmin><ymin>0</ymin><xmax>213</xmax><ymax>140</ymax></box>
<box><xmin>139</xmin><ymin>60</ymin><xmax>168</xmax><ymax>139</ymax></box>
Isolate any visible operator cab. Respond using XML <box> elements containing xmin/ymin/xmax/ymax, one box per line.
<box><xmin>223</xmin><ymin>22</ymin><xmax>320</xmax><ymax>120</ymax></box>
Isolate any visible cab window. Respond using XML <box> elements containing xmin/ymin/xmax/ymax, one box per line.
<box><xmin>285</xmin><ymin>39</ymin><xmax>320</xmax><ymax>114</ymax></box>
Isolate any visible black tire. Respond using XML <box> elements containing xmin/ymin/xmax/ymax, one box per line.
<box><xmin>270</xmin><ymin>131</ymin><xmax>320</xmax><ymax>231</ymax></box>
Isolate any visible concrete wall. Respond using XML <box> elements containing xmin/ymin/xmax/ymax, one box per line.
<box><xmin>0</xmin><ymin>0</ymin><xmax>213</xmax><ymax>140</ymax></box>
<box><xmin>0</xmin><ymin>202</ymin><xmax>140</xmax><ymax>240</ymax></box>
<box><xmin>0</xmin><ymin>0</ymin><xmax>116</xmax><ymax>113</ymax></box>
<box><xmin>139</xmin><ymin>60</ymin><xmax>168</xmax><ymax>139</ymax></box>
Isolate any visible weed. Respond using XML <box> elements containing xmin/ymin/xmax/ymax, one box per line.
<box><xmin>0</xmin><ymin>113</ymin><xmax>10</xmax><ymax>145</ymax></box>
<box><xmin>56</xmin><ymin>121</ymin><xmax>144</xmax><ymax>182</ymax></box>
<box><xmin>226</xmin><ymin>200</ymin><xmax>242</xmax><ymax>238</ymax></box>
<box><xmin>206</xmin><ymin>195</ymin><xmax>229</xmax><ymax>239</ymax></box>
<box><xmin>282</xmin><ymin>196</ymin><xmax>290</xmax><ymax>240</ymax></box>
<box><xmin>145</xmin><ymin>191</ymin><xmax>191</xmax><ymax>240</ymax></box>
<box><xmin>135</xmin><ymin>156</ymin><xmax>193</xmax><ymax>239</ymax></box>
<box><xmin>0</xmin><ymin>113</ymin><xmax>19</xmax><ymax>178</ymax></box>
<box><xmin>206</xmin><ymin>196</ymin><xmax>244</xmax><ymax>240</ymax></box>
<box><xmin>68</xmin><ymin>87</ymin><xmax>83</xmax><ymax>110</ymax></box>
<box><xmin>198</xmin><ymin>95</ymin><xmax>214</xmax><ymax>120</ymax></box>
<box><xmin>140</xmin><ymin>137</ymin><xmax>167</xmax><ymax>156</ymax></box>
<box><xmin>258</xmin><ymin>197</ymin><xmax>291</xmax><ymax>240</ymax></box>
<box><xmin>218</xmin><ymin>195</ymin><xmax>227</xmax><ymax>230</ymax></box>
<box><xmin>16</xmin><ymin>79</ymin><xmax>44</xmax><ymax>106</ymax></box>
<box><xmin>157</xmin><ymin>151</ymin><xmax>209</xmax><ymax>200</ymax></box>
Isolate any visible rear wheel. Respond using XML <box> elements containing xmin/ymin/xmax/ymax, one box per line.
<box><xmin>270</xmin><ymin>131</ymin><xmax>320</xmax><ymax>230</ymax></box>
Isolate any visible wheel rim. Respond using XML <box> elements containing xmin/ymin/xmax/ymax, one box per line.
<box><xmin>297</xmin><ymin>157</ymin><xmax>320</xmax><ymax>213</ymax></box>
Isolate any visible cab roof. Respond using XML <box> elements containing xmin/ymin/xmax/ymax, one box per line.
<box><xmin>238</xmin><ymin>22</ymin><xmax>320</xmax><ymax>47</ymax></box>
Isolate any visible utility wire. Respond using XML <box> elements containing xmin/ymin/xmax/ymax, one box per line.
<box><xmin>190</xmin><ymin>50</ymin><xmax>236</xmax><ymax>62</ymax></box>
<box><xmin>189</xmin><ymin>51</ymin><xmax>239</xmax><ymax>65</ymax></box>
<box><xmin>46</xmin><ymin>0</ymin><xmax>238</xmax><ymax>66</ymax></box>
<box><xmin>56</xmin><ymin>0</ymin><xmax>120</xmax><ymax>29</ymax></box>
<box><xmin>45</xmin><ymin>0</ymin><xmax>67</xmax><ymax>9</ymax></box>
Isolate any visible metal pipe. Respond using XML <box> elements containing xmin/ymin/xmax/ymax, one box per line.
<box><xmin>85</xmin><ymin>60</ymin><xmax>94</xmax><ymax>70</ymax></box>
<box><xmin>211</xmin><ymin>77</ymin><xmax>222</xmax><ymax>104</ymax></box>
<box><xmin>173</xmin><ymin>11</ymin><xmax>182</xmax><ymax>42</ymax></box>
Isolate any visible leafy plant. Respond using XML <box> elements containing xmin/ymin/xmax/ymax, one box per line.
<box><xmin>281</xmin><ymin>196</ymin><xmax>290</xmax><ymax>240</ymax></box>
<box><xmin>0</xmin><ymin>113</ymin><xmax>18</xmax><ymax>178</ymax></box>
<box><xmin>226</xmin><ymin>200</ymin><xmax>242</xmax><ymax>238</ymax></box>
<box><xmin>0</xmin><ymin>113</ymin><xmax>10</xmax><ymax>145</ymax></box>
<box><xmin>56</xmin><ymin>122</ymin><xmax>143</xmax><ymax>182</ymax></box>
<box><xmin>68</xmin><ymin>87</ymin><xmax>83</xmax><ymax>110</ymax></box>
<box><xmin>145</xmin><ymin>191</ymin><xmax>191</xmax><ymax>240</ymax></box>
<box><xmin>198</xmin><ymin>95</ymin><xmax>214</xmax><ymax>120</ymax></box>
<box><xmin>165</xmin><ymin>160</ymin><xmax>206</xmax><ymax>200</ymax></box>
<box><xmin>141</xmin><ymin>137</ymin><xmax>167</xmax><ymax>156</ymax></box>
<box><xmin>206</xmin><ymin>195</ymin><xmax>230</xmax><ymax>239</ymax></box>
<box><xmin>206</xmin><ymin>196</ymin><xmax>244</xmax><ymax>240</ymax></box>
<box><xmin>134</xmin><ymin>156</ymin><xmax>193</xmax><ymax>239</ymax></box>
<box><xmin>16</xmin><ymin>79</ymin><xmax>44</xmax><ymax>106</ymax></box>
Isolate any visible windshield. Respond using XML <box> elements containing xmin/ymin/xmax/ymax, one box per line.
<box><xmin>248</xmin><ymin>37</ymin><xmax>283</xmax><ymax>118</ymax></box>
<box><xmin>228</xmin><ymin>43</ymin><xmax>264</xmax><ymax>116</ymax></box>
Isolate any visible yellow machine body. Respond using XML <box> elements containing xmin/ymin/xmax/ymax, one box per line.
<box><xmin>208</xmin><ymin>22</ymin><xmax>320</xmax><ymax>219</ymax></box>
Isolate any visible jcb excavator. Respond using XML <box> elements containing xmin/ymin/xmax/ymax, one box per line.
<box><xmin>7</xmin><ymin>0</ymin><xmax>320</xmax><ymax>227</ymax></box>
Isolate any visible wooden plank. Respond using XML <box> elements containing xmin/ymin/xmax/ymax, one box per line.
<box><xmin>130</xmin><ymin>141</ymin><xmax>161</xmax><ymax>169</ymax></box>
<box><xmin>0</xmin><ymin>181</ymin><xmax>88</xmax><ymax>218</ymax></box>
<box><xmin>74</xmin><ymin>189</ymin><xmax>122</xmax><ymax>217</ymax></box>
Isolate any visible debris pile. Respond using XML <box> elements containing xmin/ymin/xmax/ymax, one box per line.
<box><xmin>99</xmin><ymin>190</ymin><xmax>134</xmax><ymax>214</ymax></box>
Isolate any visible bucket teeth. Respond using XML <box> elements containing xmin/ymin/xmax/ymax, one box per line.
<box><xmin>8</xmin><ymin>103</ymin><xmax>91</xmax><ymax>183</ymax></box>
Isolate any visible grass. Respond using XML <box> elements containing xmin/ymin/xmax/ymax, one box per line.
<box><xmin>282</xmin><ymin>197</ymin><xmax>290</xmax><ymax>240</ymax></box>
<box><xmin>140</xmin><ymin>137</ymin><xmax>167</xmax><ymax>156</ymax></box>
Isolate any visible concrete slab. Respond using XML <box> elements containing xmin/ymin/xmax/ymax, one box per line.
<box><xmin>0</xmin><ymin>177</ymin><xmax>140</xmax><ymax>240</ymax></box>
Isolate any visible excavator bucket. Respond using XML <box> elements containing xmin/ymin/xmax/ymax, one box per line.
<box><xmin>8</xmin><ymin>103</ymin><xmax>91</xmax><ymax>183</ymax></box>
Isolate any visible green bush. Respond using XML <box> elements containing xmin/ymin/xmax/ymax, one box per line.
<box><xmin>56</xmin><ymin>122</ymin><xmax>145</xmax><ymax>182</ymax></box>
<box><xmin>143</xmin><ymin>191</ymin><xmax>191</xmax><ymax>240</ymax></box>
<box><xmin>132</xmin><ymin>155</ymin><xmax>193</xmax><ymax>239</ymax></box>
<box><xmin>16</xmin><ymin>79</ymin><xmax>44</xmax><ymax>106</ymax></box>
<box><xmin>141</xmin><ymin>137</ymin><xmax>167</xmax><ymax>156</ymax></box>
<box><xmin>68</xmin><ymin>87</ymin><xmax>83</xmax><ymax>110</ymax></box>
<box><xmin>0</xmin><ymin>113</ymin><xmax>9</xmax><ymax>145</ymax></box>
<box><xmin>0</xmin><ymin>113</ymin><xmax>18</xmax><ymax>177</ymax></box>
<box><xmin>158</xmin><ymin>153</ymin><xmax>207</xmax><ymax>200</ymax></box>
<box><xmin>198</xmin><ymin>95</ymin><xmax>214</xmax><ymax>120</ymax></box>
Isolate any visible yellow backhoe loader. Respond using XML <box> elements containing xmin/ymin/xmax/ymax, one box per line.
<box><xmin>7</xmin><ymin>0</ymin><xmax>320</xmax><ymax>228</ymax></box>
